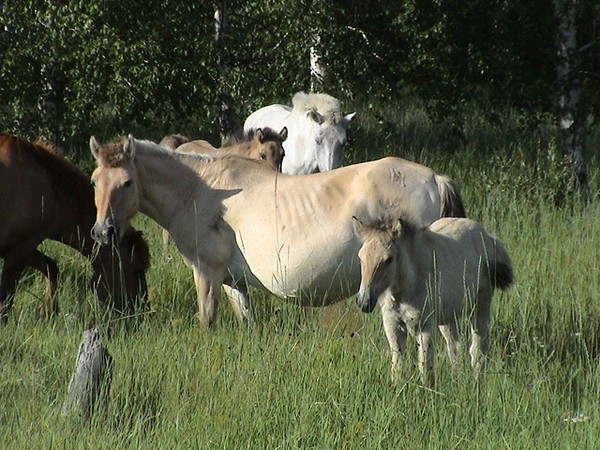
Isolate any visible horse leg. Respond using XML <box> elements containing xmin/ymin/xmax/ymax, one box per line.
<box><xmin>27</xmin><ymin>250</ymin><xmax>59</xmax><ymax>319</ymax></box>
<box><xmin>470</xmin><ymin>291</ymin><xmax>492</xmax><ymax>377</ymax></box>
<box><xmin>439</xmin><ymin>323</ymin><xmax>461</xmax><ymax>369</ymax></box>
<box><xmin>192</xmin><ymin>264</ymin><xmax>225</xmax><ymax>328</ymax></box>
<box><xmin>417</xmin><ymin>323</ymin><xmax>435</xmax><ymax>387</ymax></box>
<box><xmin>222</xmin><ymin>284</ymin><xmax>254</xmax><ymax>327</ymax></box>
<box><xmin>380</xmin><ymin>293</ymin><xmax>407</xmax><ymax>382</ymax></box>
<box><xmin>0</xmin><ymin>258</ymin><xmax>27</xmax><ymax>322</ymax></box>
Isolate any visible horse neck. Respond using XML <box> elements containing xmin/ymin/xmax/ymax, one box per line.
<box><xmin>50</xmin><ymin>169</ymin><xmax>98</xmax><ymax>256</ymax></box>
<box><xmin>134</xmin><ymin>149</ymin><xmax>212</xmax><ymax>229</ymax></box>
<box><xmin>226</xmin><ymin>140</ymin><xmax>254</xmax><ymax>157</ymax></box>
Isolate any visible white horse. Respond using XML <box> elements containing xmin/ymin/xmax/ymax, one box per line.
<box><xmin>244</xmin><ymin>92</ymin><xmax>355</xmax><ymax>174</ymax></box>
<box><xmin>89</xmin><ymin>136</ymin><xmax>465</xmax><ymax>329</ymax></box>
<box><xmin>353</xmin><ymin>216</ymin><xmax>513</xmax><ymax>386</ymax></box>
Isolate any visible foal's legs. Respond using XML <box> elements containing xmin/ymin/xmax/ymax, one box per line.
<box><xmin>380</xmin><ymin>293</ymin><xmax>407</xmax><ymax>382</ymax></box>
<box><xmin>417</xmin><ymin>322</ymin><xmax>436</xmax><ymax>387</ymax></box>
<box><xmin>469</xmin><ymin>291</ymin><xmax>492</xmax><ymax>376</ymax></box>
<box><xmin>439</xmin><ymin>323</ymin><xmax>461</xmax><ymax>368</ymax></box>
<box><xmin>192</xmin><ymin>264</ymin><xmax>225</xmax><ymax>328</ymax></box>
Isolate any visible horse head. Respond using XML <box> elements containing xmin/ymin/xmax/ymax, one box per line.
<box><xmin>306</xmin><ymin>108</ymin><xmax>355</xmax><ymax>173</ymax></box>
<box><xmin>352</xmin><ymin>216</ymin><xmax>403</xmax><ymax>313</ymax></box>
<box><xmin>251</xmin><ymin>127</ymin><xmax>287</xmax><ymax>171</ymax></box>
<box><xmin>90</xmin><ymin>135</ymin><xmax>141</xmax><ymax>245</ymax></box>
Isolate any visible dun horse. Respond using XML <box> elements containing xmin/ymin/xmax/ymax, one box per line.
<box><xmin>353</xmin><ymin>216</ymin><xmax>513</xmax><ymax>385</ymax></box>
<box><xmin>90</xmin><ymin>135</ymin><xmax>465</xmax><ymax>329</ymax></box>
<box><xmin>176</xmin><ymin>127</ymin><xmax>288</xmax><ymax>172</ymax></box>
<box><xmin>0</xmin><ymin>134</ymin><xmax>149</xmax><ymax>320</ymax></box>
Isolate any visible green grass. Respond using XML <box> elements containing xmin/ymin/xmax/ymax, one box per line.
<box><xmin>1</xmin><ymin>103</ymin><xmax>599</xmax><ymax>448</ymax></box>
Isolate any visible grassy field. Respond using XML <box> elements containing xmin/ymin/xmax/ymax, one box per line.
<box><xmin>1</xmin><ymin>103</ymin><xmax>599</xmax><ymax>448</ymax></box>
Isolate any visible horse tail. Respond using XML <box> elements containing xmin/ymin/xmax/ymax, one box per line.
<box><xmin>487</xmin><ymin>238</ymin><xmax>514</xmax><ymax>291</ymax></box>
<box><xmin>435</xmin><ymin>174</ymin><xmax>467</xmax><ymax>218</ymax></box>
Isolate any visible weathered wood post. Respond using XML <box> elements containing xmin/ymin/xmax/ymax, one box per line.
<box><xmin>62</xmin><ymin>327</ymin><xmax>113</xmax><ymax>419</ymax></box>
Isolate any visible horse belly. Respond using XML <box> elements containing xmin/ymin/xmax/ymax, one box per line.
<box><xmin>233</xmin><ymin>231</ymin><xmax>361</xmax><ymax>305</ymax></box>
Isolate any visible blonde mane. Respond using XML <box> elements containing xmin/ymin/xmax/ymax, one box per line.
<box><xmin>292</xmin><ymin>92</ymin><xmax>341</xmax><ymax>122</ymax></box>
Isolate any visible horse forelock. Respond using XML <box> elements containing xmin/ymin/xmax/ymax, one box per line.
<box><xmin>292</xmin><ymin>91</ymin><xmax>341</xmax><ymax>121</ymax></box>
<box><xmin>96</xmin><ymin>137</ymin><xmax>130</xmax><ymax>168</ymax></box>
<box><xmin>364</xmin><ymin>216</ymin><xmax>423</xmax><ymax>240</ymax></box>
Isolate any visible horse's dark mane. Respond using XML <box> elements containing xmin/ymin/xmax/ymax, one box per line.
<box><xmin>223</xmin><ymin>127</ymin><xmax>282</xmax><ymax>147</ymax></box>
<box><xmin>2</xmin><ymin>134</ymin><xmax>92</xmax><ymax>207</ymax></box>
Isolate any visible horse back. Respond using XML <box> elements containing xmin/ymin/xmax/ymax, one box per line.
<box><xmin>244</xmin><ymin>104</ymin><xmax>291</xmax><ymax>132</ymax></box>
<box><xmin>428</xmin><ymin>217</ymin><xmax>513</xmax><ymax>291</ymax></box>
<box><xmin>177</xmin><ymin>140</ymin><xmax>218</xmax><ymax>154</ymax></box>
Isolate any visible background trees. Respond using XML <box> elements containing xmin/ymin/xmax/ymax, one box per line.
<box><xmin>1</xmin><ymin>0</ymin><xmax>598</xmax><ymax>182</ymax></box>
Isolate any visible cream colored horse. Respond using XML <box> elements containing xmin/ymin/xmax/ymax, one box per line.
<box><xmin>89</xmin><ymin>135</ymin><xmax>465</xmax><ymax>328</ymax></box>
<box><xmin>353</xmin><ymin>216</ymin><xmax>513</xmax><ymax>386</ymax></box>
<box><xmin>177</xmin><ymin>127</ymin><xmax>287</xmax><ymax>172</ymax></box>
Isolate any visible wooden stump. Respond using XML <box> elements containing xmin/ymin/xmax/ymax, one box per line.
<box><xmin>61</xmin><ymin>327</ymin><xmax>113</xmax><ymax>419</ymax></box>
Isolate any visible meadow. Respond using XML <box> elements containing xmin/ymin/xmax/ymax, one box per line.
<box><xmin>1</xmin><ymin>102</ymin><xmax>599</xmax><ymax>448</ymax></box>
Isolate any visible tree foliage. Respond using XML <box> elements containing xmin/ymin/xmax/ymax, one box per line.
<box><xmin>1</xmin><ymin>0</ymin><xmax>599</xmax><ymax>158</ymax></box>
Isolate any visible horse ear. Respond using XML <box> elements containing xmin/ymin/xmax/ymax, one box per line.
<box><xmin>352</xmin><ymin>216</ymin><xmax>366</xmax><ymax>239</ymax></box>
<box><xmin>255</xmin><ymin>128</ymin><xmax>265</xmax><ymax>143</ymax></box>
<box><xmin>124</xmin><ymin>134</ymin><xmax>136</xmax><ymax>159</ymax></box>
<box><xmin>279</xmin><ymin>127</ymin><xmax>288</xmax><ymax>142</ymax></box>
<box><xmin>90</xmin><ymin>136</ymin><xmax>101</xmax><ymax>160</ymax></box>
<box><xmin>307</xmin><ymin>108</ymin><xmax>324</xmax><ymax>125</ymax></box>
<box><xmin>343</xmin><ymin>112</ymin><xmax>356</xmax><ymax>125</ymax></box>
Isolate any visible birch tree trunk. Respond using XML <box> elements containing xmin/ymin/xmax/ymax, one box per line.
<box><xmin>214</xmin><ymin>0</ymin><xmax>239</xmax><ymax>144</ymax></box>
<box><xmin>554</xmin><ymin>0</ymin><xmax>588</xmax><ymax>190</ymax></box>
<box><xmin>310</xmin><ymin>30</ymin><xmax>325</xmax><ymax>92</ymax></box>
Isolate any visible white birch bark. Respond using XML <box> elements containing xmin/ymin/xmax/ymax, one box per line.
<box><xmin>310</xmin><ymin>30</ymin><xmax>325</xmax><ymax>92</ymax></box>
<box><xmin>554</xmin><ymin>0</ymin><xmax>588</xmax><ymax>188</ymax></box>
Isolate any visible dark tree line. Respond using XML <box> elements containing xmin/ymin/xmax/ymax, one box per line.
<box><xmin>1</xmin><ymin>1</ymin><xmax>598</xmax><ymax>184</ymax></box>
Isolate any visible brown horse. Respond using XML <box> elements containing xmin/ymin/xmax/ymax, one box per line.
<box><xmin>176</xmin><ymin>127</ymin><xmax>288</xmax><ymax>171</ymax></box>
<box><xmin>0</xmin><ymin>133</ymin><xmax>149</xmax><ymax>320</ymax></box>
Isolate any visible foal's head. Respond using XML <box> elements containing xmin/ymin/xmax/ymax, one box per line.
<box><xmin>90</xmin><ymin>135</ymin><xmax>141</xmax><ymax>245</ymax></box>
<box><xmin>352</xmin><ymin>217</ymin><xmax>405</xmax><ymax>313</ymax></box>
<box><xmin>246</xmin><ymin>127</ymin><xmax>287</xmax><ymax>171</ymax></box>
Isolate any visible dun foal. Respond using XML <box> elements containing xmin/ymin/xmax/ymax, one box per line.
<box><xmin>353</xmin><ymin>216</ymin><xmax>513</xmax><ymax>385</ymax></box>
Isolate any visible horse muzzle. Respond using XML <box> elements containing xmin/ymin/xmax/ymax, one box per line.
<box><xmin>355</xmin><ymin>288</ymin><xmax>378</xmax><ymax>314</ymax></box>
<box><xmin>91</xmin><ymin>220</ymin><xmax>118</xmax><ymax>246</ymax></box>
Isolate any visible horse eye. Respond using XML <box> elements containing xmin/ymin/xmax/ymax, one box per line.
<box><xmin>123</xmin><ymin>179</ymin><xmax>133</xmax><ymax>188</ymax></box>
<box><xmin>90</xmin><ymin>178</ymin><xmax>97</xmax><ymax>187</ymax></box>
<box><xmin>382</xmin><ymin>256</ymin><xmax>393</xmax><ymax>266</ymax></box>
<box><xmin>260</xmin><ymin>153</ymin><xmax>267</xmax><ymax>160</ymax></box>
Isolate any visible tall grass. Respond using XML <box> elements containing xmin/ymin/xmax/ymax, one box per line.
<box><xmin>1</xmin><ymin>101</ymin><xmax>598</xmax><ymax>447</ymax></box>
